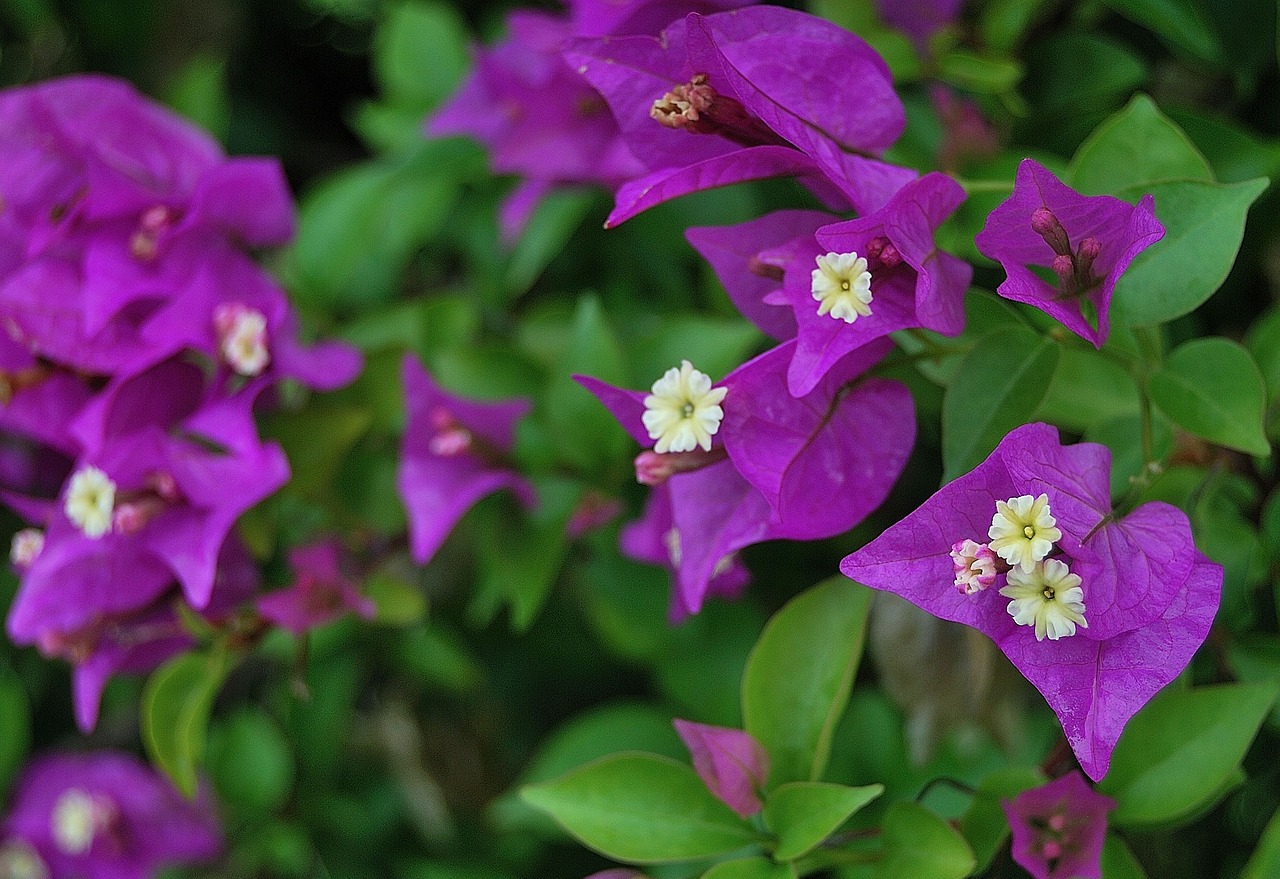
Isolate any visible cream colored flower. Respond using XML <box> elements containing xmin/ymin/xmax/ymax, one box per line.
<box><xmin>811</xmin><ymin>251</ymin><xmax>873</xmax><ymax>323</ymax></box>
<box><xmin>642</xmin><ymin>361</ymin><xmax>727</xmax><ymax>453</ymax></box>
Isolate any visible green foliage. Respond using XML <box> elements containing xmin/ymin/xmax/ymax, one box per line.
<box><xmin>1067</xmin><ymin>94</ymin><xmax>1212</xmax><ymax>195</ymax></box>
<box><xmin>942</xmin><ymin>324</ymin><xmax>1060</xmax><ymax>480</ymax></box>
<box><xmin>1099</xmin><ymin>682</ymin><xmax>1280</xmax><ymax>826</ymax></box>
<box><xmin>1147</xmin><ymin>338</ymin><xmax>1270</xmax><ymax>456</ymax></box>
<box><xmin>876</xmin><ymin>802</ymin><xmax>976</xmax><ymax>879</ymax></box>
<box><xmin>958</xmin><ymin>767</ymin><xmax>1046</xmax><ymax>871</ymax></box>
<box><xmin>142</xmin><ymin>649</ymin><xmax>230</xmax><ymax>798</ymax></box>
<box><xmin>763</xmin><ymin>781</ymin><xmax>883</xmax><ymax>860</ymax></box>
<box><xmin>520</xmin><ymin>753</ymin><xmax>757</xmax><ymax>863</ymax></box>
<box><xmin>0</xmin><ymin>665</ymin><xmax>30</xmax><ymax>796</ymax></box>
<box><xmin>741</xmin><ymin>579</ymin><xmax>873</xmax><ymax>787</ymax></box>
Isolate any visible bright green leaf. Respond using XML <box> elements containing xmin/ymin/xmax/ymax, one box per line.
<box><xmin>742</xmin><ymin>578</ymin><xmax>873</xmax><ymax>787</ymax></box>
<box><xmin>1036</xmin><ymin>347</ymin><xmax>1140</xmax><ymax>431</ymax></box>
<box><xmin>936</xmin><ymin>49</ymin><xmax>1023</xmax><ymax>94</ymax></box>
<box><xmin>1242</xmin><ymin>807</ymin><xmax>1280</xmax><ymax>879</ymax></box>
<box><xmin>373</xmin><ymin>1</ymin><xmax>469</xmax><ymax>111</ymax></box>
<box><xmin>164</xmin><ymin>55</ymin><xmax>229</xmax><ymax>144</ymax></box>
<box><xmin>764</xmin><ymin>781</ymin><xmax>883</xmax><ymax>860</ymax></box>
<box><xmin>877</xmin><ymin>801</ymin><xmax>976</xmax><ymax>879</ymax></box>
<box><xmin>959</xmin><ymin>767</ymin><xmax>1045</xmax><ymax>871</ymax></box>
<box><xmin>942</xmin><ymin>325</ymin><xmax>1060</xmax><ymax>481</ymax></box>
<box><xmin>502</xmin><ymin>190</ymin><xmax>597</xmax><ymax>301</ymax></box>
<box><xmin>1068</xmin><ymin>94</ymin><xmax>1212</xmax><ymax>195</ymax></box>
<box><xmin>701</xmin><ymin>857</ymin><xmax>796</xmax><ymax>879</ymax></box>
<box><xmin>364</xmin><ymin>572</ymin><xmax>427</xmax><ymax>626</ymax></box>
<box><xmin>142</xmin><ymin>650</ymin><xmax>230</xmax><ymax>797</ymax></box>
<box><xmin>520</xmin><ymin>753</ymin><xmax>756</xmax><ymax>863</ymax></box>
<box><xmin>1111</xmin><ymin>177</ymin><xmax>1268</xmax><ymax>328</ymax></box>
<box><xmin>1246</xmin><ymin>308</ymin><xmax>1280</xmax><ymax>405</ymax></box>
<box><xmin>1099</xmin><ymin>682</ymin><xmax>1279</xmax><ymax>826</ymax></box>
<box><xmin>1101</xmin><ymin>832</ymin><xmax>1148</xmax><ymax>879</ymax></box>
<box><xmin>1148</xmin><ymin>337</ymin><xmax>1270</xmax><ymax>456</ymax></box>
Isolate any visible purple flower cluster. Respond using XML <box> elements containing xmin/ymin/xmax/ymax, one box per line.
<box><xmin>841</xmin><ymin>423</ymin><xmax>1221</xmax><ymax>779</ymax></box>
<box><xmin>1003</xmin><ymin>771</ymin><xmax>1116</xmax><ymax>879</ymax></box>
<box><xmin>0</xmin><ymin>76</ymin><xmax>361</xmax><ymax>729</ymax></box>
<box><xmin>0</xmin><ymin>751</ymin><xmax>220</xmax><ymax>879</ymax></box>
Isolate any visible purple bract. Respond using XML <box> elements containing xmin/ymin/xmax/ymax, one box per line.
<box><xmin>1003</xmin><ymin>771</ymin><xmax>1116</xmax><ymax>879</ymax></box>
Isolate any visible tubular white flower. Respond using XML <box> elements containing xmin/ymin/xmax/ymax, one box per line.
<box><xmin>51</xmin><ymin>789</ymin><xmax>106</xmax><ymax>855</ymax></box>
<box><xmin>811</xmin><ymin>251</ymin><xmax>873</xmax><ymax>323</ymax></box>
<box><xmin>642</xmin><ymin>360</ymin><xmax>727</xmax><ymax>454</ymax></box>
<box><xmin>214</xmin><ymin>303</ymin><xmax>270</xmax><ymax>376</ymax></box>
<box><xmin>0</xmin><ymin>840</ymin><xmax>48</xmax><ymax>879</ymax></box>
<box><xmin>1000</xmin><ymin>558</ymin><xmax>1088</xmax><ymax>641</ymax></box>
<box><xmin>988</xmin><ymin>493</ymin><xmax>1062</xmax><ymax>572</ymax></box>
<box><xmin>64</xmin><ymin>467</ymin><xmax>116</xmax><ymax>539</ymax></box>
<box><xmin>9</xmin><ymin>528</ymin><xmax>44</xmax><ymax>568</ymax></box>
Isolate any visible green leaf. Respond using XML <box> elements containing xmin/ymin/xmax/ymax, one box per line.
<box><xmin>1068</xmin><ymin>94</ymin><xmax>1213</xmax><ymax>195</ymax></box>
<box><xmin>142</xmin><ymin>650</ymin><xmax>230</xmax><ymax>797</ymax></box>
<box><xmin>1101</xmin><ymin>0</ymin><xmax>1225</xmax><ymax>67</ymax></box>
<box><xmin>208</xmin><ymin>710</ymin><xmax>295</xmax><ymax>815</ymax></box>
<box><xmin>502</xmin><ymin>190</ymin><xmax>597</xmax><ymax>301</ymax></box>
<box><xmin>1111</xmin><ymin>177</ymin><xmax>1268</xmax><ymax>328</ymax></box>
<box><xmin>1022</xmin><ymin>32</ymin><xmax>1146</xmax><ymax>119</ymax></box>
<box><xmin>742</xmin><ymin>578</ymin><xmax>873</xmax><ymax>787</ymax></box>
<box><xmin>264</xmin><ymin>405</ymin><xmax>373</xmax><ymax>501</ymax></box>
<box><xmin>520</xmin><ymin>753</ymin><xmax>756</xmax><ymax>863</ymax></box>
<box><xmin>0</xmin><ymin>667</ymin><xmax>30</xmax><ymax>794</ymax></box>
<box><xmin>936</xmin><ymin>49</ymin><xmax>1023</xmax><ymax>94</ymax></box>
<box><xmin>544</xmin><ymin>296</ymin><xmax>631</xmax><ymax>474</ymax></box>
<box><xmin>1036</xmin><ymin>347</ymin><xmax>1140</xmax><ymax>431</ymax></box>
<box><xmin>1101</xmin><ymin>832</ymin><xmax>1148</xmax><ymax>879</ymax></box>
<box><xmin>877</xmin><ymin>801</ymin><xmax>976</xmax><ymax>879</ymax></box>
<box><xmin>363</xmin><ymin>572</ymin><xmax>427</xmax><ymax>626</ymax></box>
<box><xmin>1099</xmin><ymin>682</ymin><xmax>1280</xmax><ymax>826</ymax></box>
<box><xmin>942</xmin><ymin>325</ymin><xmax>1060</xmax><ymax>481</ymax></box>
<box><xmin>372</xmin><ymin>1</ymin><xmax>469</xmax><ymax>111</ymax></box>
<box><xmin>701</xmin><ymin>857</ymin><xmax>796</xmax><ymax>879</ymax></box>
<box><xmin>1246</xmin><ymin>308</ymin><xmax>1280</xmax><ymax>406</ymax></box>
<box><xmin>164</xmin><ymin>54</ymin><xmax>229</xmax><ymax>144</ymax></box>
<box><xmin>1242</xmin><ymin>807</ymin><xmax>1280</xmax><ymax>879</ymax></box>
<box><xmin>764</xmin><ymin>781</ymin><xmax>883</xmax><ymax>860</ymax></box>
<box><xmin>1148</xmin><ymin>338</ymin><xmax>1270</xmax><ymax>456</ymax></box>
<box><xmin>959</xmin><ymin>767</ymin><xmax>1046</xmax><ymax>871</ymax></box>
<box><xmin>1169</xmin><ymin>108</ymin><xmax>1280</xmax><ymax>184</ymax></box>
<box><xmin>979</xmin><ymin>0</ymin><xmax>1059</xmax><ymax>51</ymax></box>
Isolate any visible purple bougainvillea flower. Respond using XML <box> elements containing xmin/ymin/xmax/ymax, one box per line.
<box><xmin>0</xmin><ymin>750</ymin><xmax>220</xmax><ymax>879</ymax></box>
<box><xmin>620</xmin><ymin>480</ymin><xmax>750</xmax><ymax>621</ymax></box>
<box><xmin>566</xmin><ymin>6</ymin><xmax>916</xmax><ymax>226</ymax></box>
<box><xmin>975</xmin><ymin>158</ymin><xmax>1164</xmax><ymax>347</ymax></box>
<box><xmin>685</xmin><ymin>209</ymin><xmax>832</xmax><ymax>341</ymax></box>
<box><xmin>752</xmin><ymin>173</ymin><xmax>971</xmax><ymax>396</ymax></box>
<box><xmin>1003</xmin><ymin>771</ymin><xmax>1115</xmax><ymax>879</ymax></box>
<box><xmin>568</xmin><ymin>0</ymin><xmax>754</xmax><ymax>37</ymax></box>
<box><xmin>578</xmin><ymin>341</ymin><xmax>913</xmax><ymax>613</ymax></box>
<box><xmin>674</xmin><ymin>718</ymin><xmax>769</xmax><ymax>817</ymax></box>
<box><xmin>874</xmin><ymin>0</ymin><xmax>964</xmax><ymax>54</ymax></box>
<box><xmin>841</xmin><ymin>423</ymin><xmax>1221</xmax><ymax>780</ymax></box>
<box><xmin>398</xmin><ymin>355</ymin><xmax>535</xmax><ymax>564</ymax></box>
<box><xmin>257</xmin><ymin>541</ymin><xmax>375</xmax><ymax>635</ymax></box>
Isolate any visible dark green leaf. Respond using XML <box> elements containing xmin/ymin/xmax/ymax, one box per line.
<box><xmin>942</xmin><ymin>325</ymin><xmax>1060</xmax><ymax>481</ymax></box>
<box><xmin>1148</xmin><ymin>338</ymin><xmax>1270</xmax><ymax>456</ymax></box>
<box><xmin>1111</xmin><ymin>178</ymin><xmax>1268</xmax><ymax>327</ymax></box>
<box><xmin>1068</xmin><ymin>94</ymin><xmax>1212</xmax><ymax>195</ymax></box>
<box><xmin>1246</xmin><ymin>308</ymin><xmax>1280</xmax><ymax>406</ymax></box>
<box><xmin>1101</xmin><ymin>832</ymin><xmax>1148</xmax><ymax>879</ymax></box>
<box><xmin>1099</xmin><ymin>682</ymin><xmax>1280</xmax><ymax>826</ymax></box>
<box><xmin>1102</xmin><ymin>0</ymin><xmax>1225</xmax><ymax>67</ymax></box>
<box><xmin>364</xmin><ymin>572</ymin><xmax>427</xmax><ymax>626</ymax></box>
<box><xmin>209</xmin><ymin>710</ymin><xmax>295</xmax><ymax>815</ymax></box>
<box><xmin>1242</xmin><ymin>807</ymin><xmax>1280</xmax><ymax>879</ymax></box>
<box><xmin>1036</xmin><ymin>347</ymin><xmax>1140</xmax><ymax>431</ymax></box>
<box><xmin>142</xmin><ymin>650</ymin><xmax>230</xmax><ymax>797</ymax></box>
<box><xmin>520</xmin><ymin>753</ymin><xmax>756</xmax><ymax>863</ymax></box>
<box><xmin>764</xmin><ymin>781</ymin><xmax>883</xmax><ymax>860</ymax></box>
<box><xmin>877</xmin><ymin>801</ymin><xmax>976</xmax><ymax>879</ymax></box>
<box><xmin>936</xmin><ymin>49</ymin><xmax>1023</xmax><ymax>94</ymax></box>
<box><xmin>0</xmin><ymin>667</ymin><xmax>30</xmax><ymax>795</ymax></box>
<box><xmin>502</xmin><ymin>190</ymin><xmax>597</xmax><ymax>301</ymax></box>
<box><xmin>742</xmin><ymin>578</ymin><xmax>873</xmax><ymax>787</ymax></box>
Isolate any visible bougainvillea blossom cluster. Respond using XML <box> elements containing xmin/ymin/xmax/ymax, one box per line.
<box><xmin>0</xmin><ymin>75</ymin><xmax>361</xmax><ymax>730</ymax></box>
<box><xmin>841</xmin><ymin>423</ymin><xmax>1221</xmax><ymax>779</ymax></box>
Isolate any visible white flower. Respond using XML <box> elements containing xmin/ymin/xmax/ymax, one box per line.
<box><xmin>64</xmin><ymin>467</ymin><xmax>116</xmax><ymax>539</ymax></box>
<box><xmin>0</xmin><ymin>840</ymin><xmax>48</xmax><ymax>879</ymax></box>
<box><xmin>642</xmin><ymin>360</ymin><xmax>727</xmax><ymax>454</ymax></box>
<box><xmin>811</xmin><ymin>251</ymin><xmax>873</xmax><ymax>323</ymax></box>
<box><xmin>51</xmin><ymin>789</ymin><xmax>111</xmax><ymax>855</ymax></box>
<box><xmin>1000</xmin><ymin>558</ymin><xmax>1088</xmax><ymax>641</ymax></box>
<box><xmin>988</xmin><ymin>493</ymin><xmax>1062</xmax><ymax>573</ymax></box>
<box><xmin>214</xmin><ymin>303</ymin><xmax>270</xmax><ymax>376</ymax></box>
<box><xmin>949</xmin><ymin>538</ymin><xmax>998</xmax><ymax>594</ymax></box>
<box><xmin>9</xmin><ymin>528</ymin><xmax>44</xmax><ymax>568</ymax></box>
